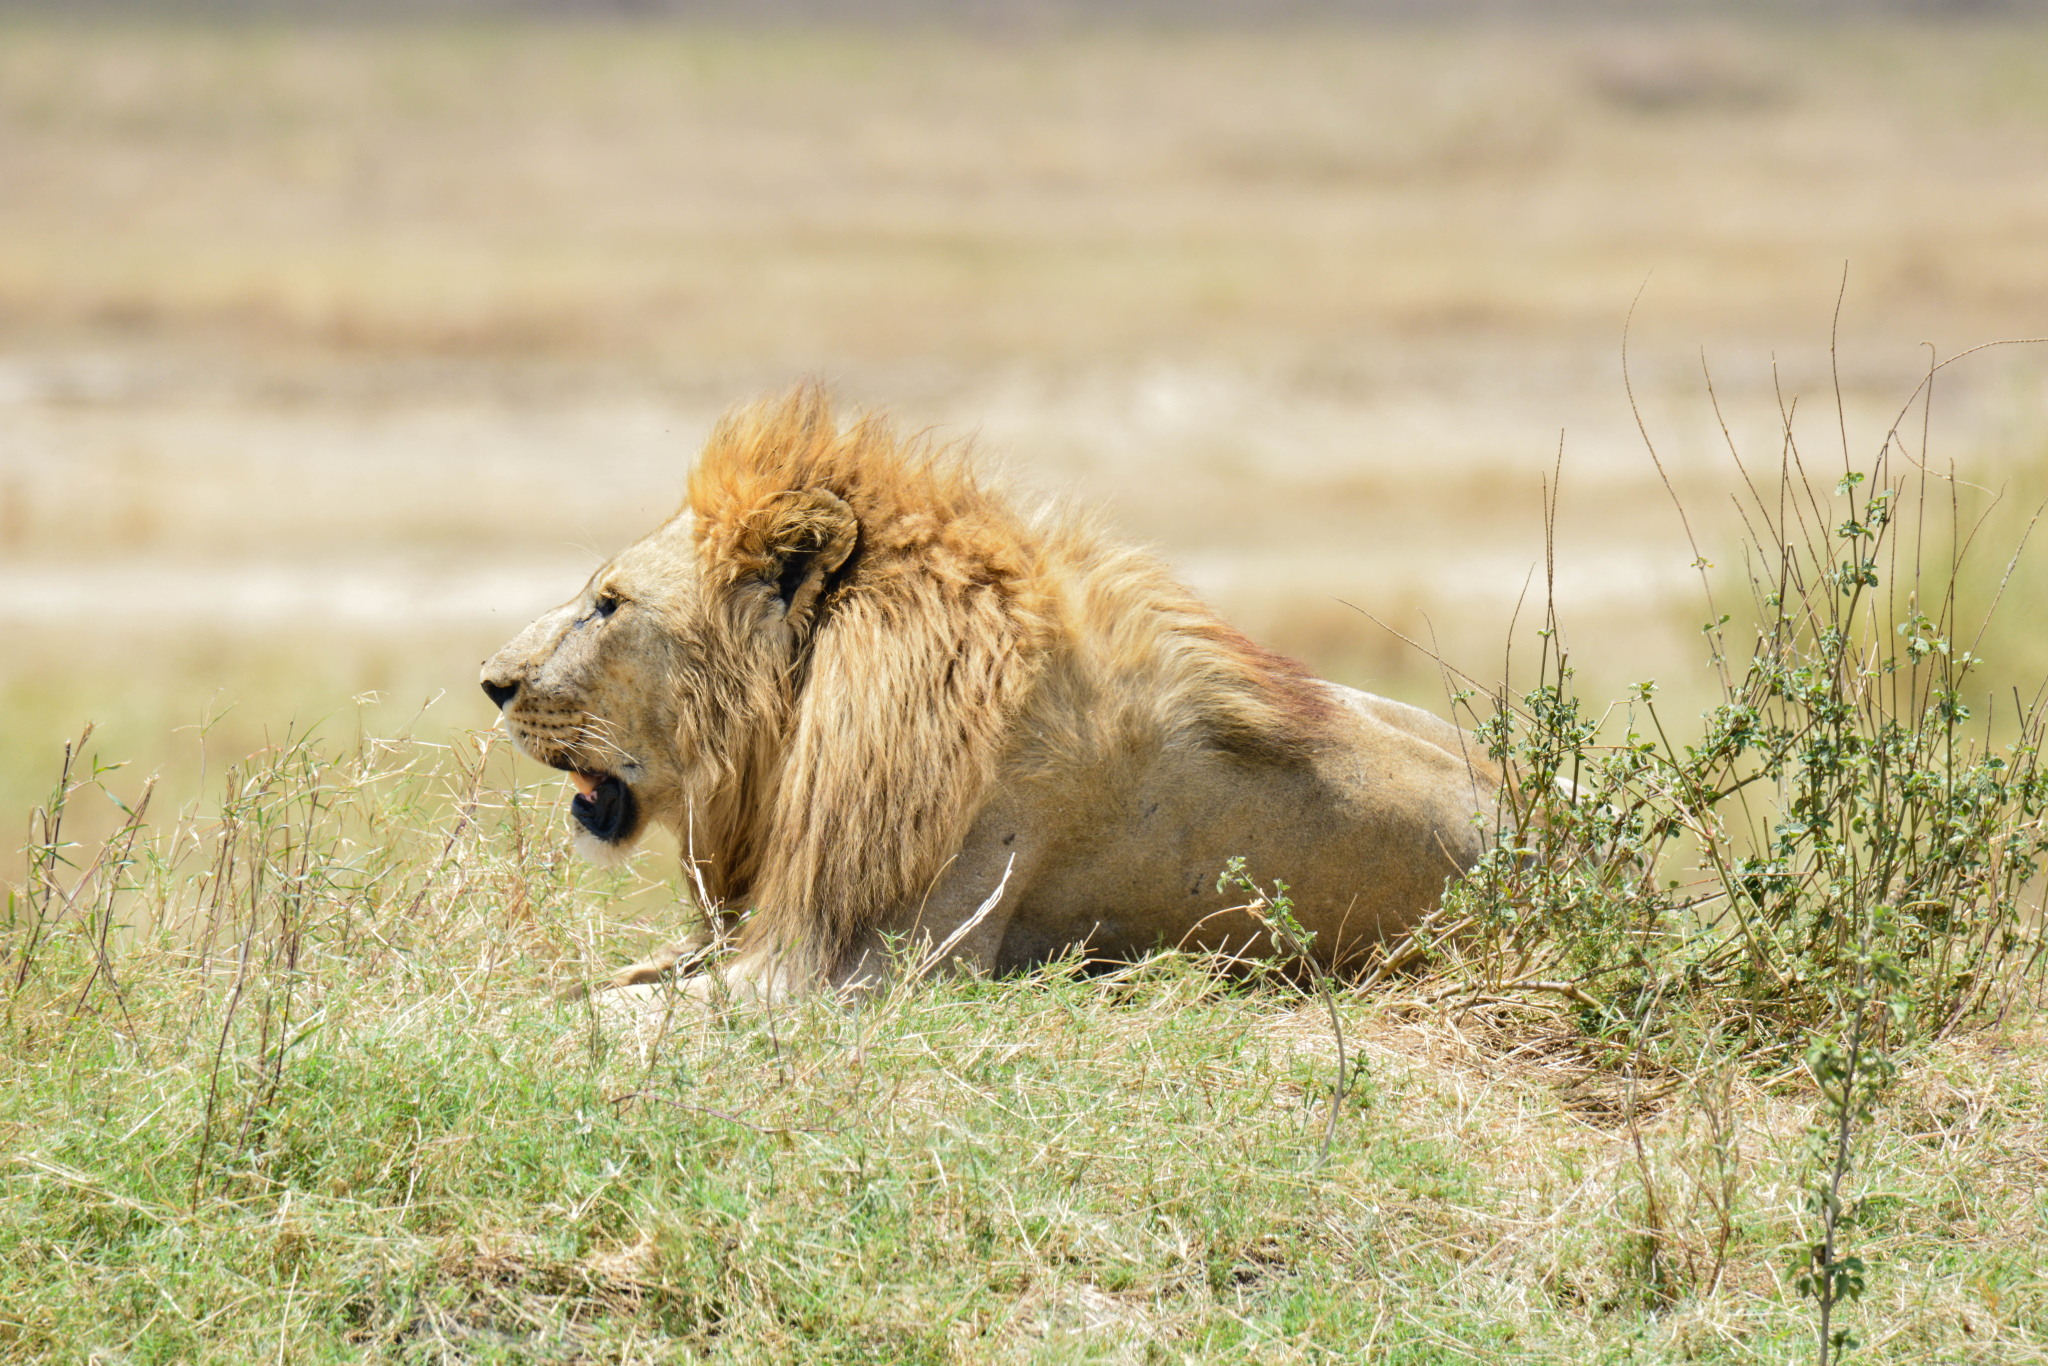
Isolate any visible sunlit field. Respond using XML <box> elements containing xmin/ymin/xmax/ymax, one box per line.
<box><xmin>5</xmin><ymin>11</ymin><xmax>2048</xmax><ymax>1361</ymax></box>
<box><xmin>5</xmin><ymin>14</ymin><xmax>2048</xmax><ymax>820</ymax></box>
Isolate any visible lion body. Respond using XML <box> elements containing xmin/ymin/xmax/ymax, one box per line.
<box><xmin>482</xmin><ymin>389</ymin><xmax>1501</xmax><ymax>997</ymax></box>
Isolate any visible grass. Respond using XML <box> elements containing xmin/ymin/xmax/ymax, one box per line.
<box><xmin>4</xmin><ymin>699</ymin><xmax>2046</xmax><ymax>1362</ymax></box>
<box><xmin>7</xmin><ymin>330</ymin><xmax>2048</xmax><ymax>1361</ymax></box>
<box><xmin>7</xmin><ymin>12</ymin><xmax>2048</xmax><ymax>1360</ymax></box>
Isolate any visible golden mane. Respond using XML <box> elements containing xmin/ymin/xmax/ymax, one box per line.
<box><xmin>682</xmin><ymin>387</ymin><xmax>1331</xmax><ymax>972</ymax></box>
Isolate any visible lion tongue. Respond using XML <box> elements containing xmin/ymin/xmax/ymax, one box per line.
<box><xmin>569</xmin><ymin>772</ymin><xmax>599</xmax><ymax>797</ymax></box>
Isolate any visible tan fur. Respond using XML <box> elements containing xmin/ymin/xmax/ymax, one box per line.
<box><xmin>482</xmin><ymin>386</ymin><xmax>1502</xmax><ymax>997</ymax></box>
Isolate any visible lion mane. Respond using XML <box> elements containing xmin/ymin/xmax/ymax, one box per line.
<box><xmin>482</xmin><ymin>386</ymin><xmax>1500</xmax><ymax>998</ymax></box>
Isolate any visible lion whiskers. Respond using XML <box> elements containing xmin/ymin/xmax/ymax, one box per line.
<box><xmin>575</xmin><ymin>713</ymin><xmax>642</xmax><ymax>776</ymax></box>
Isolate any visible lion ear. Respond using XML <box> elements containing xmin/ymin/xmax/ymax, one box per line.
<box><xmin>749</xmin><ymin>489</ymin><xmax>860</xmax><ymax>636</ymax></box>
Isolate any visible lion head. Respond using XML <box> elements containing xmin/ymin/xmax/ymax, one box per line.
<box><xmin>482</xmin><ymin>387</ymin><xmax>1049</xmax><ymax>941</ymax></box>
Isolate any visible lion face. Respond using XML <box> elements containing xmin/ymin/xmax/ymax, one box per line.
<box><xmin>480</xmin><ymin>516</ymin><xmax>695</xmax><ymax>864</ymax></box>
<box><xmin>480</xmin><ymin>489</ymin><xmax>859</xmax><ymax>869</ymax></box>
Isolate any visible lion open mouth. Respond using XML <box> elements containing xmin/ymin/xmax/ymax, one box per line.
<box><xmin>567</xmin><ymin>771</ymin><xmax>636</xmax><ymax>844</ymax></box>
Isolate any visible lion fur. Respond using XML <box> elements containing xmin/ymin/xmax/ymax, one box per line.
<box><xmin>688</xmin><ymin>392</ymin><xmax>1058</xmax><ymax>977</ymax></box>
<box><xmin>484</xmin><ymin>385</ymin><xmax>1502</xmax><ymax>995</ymax></box>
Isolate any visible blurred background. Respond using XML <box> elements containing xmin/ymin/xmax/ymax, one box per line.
<box><xmin>3</xmin><ymin>0</ymin><xmax>2047</xmax><ymax>849</ymax></box>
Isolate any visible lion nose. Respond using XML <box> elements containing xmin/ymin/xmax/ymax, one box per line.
<box><xmin>481</xmin><ymin>678</ymin><xmax>519</xmax><ymax>709</ymax></box>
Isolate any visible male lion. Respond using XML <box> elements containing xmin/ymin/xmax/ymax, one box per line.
<box><xmin>481</xmin><ymin>388</ymin><xmax>1501</xmax><ymax>1000</ymax></box>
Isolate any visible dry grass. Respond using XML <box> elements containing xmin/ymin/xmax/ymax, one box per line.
<box><xmin>4</xmin><ymin>20</ymin><xmax>2046</xmax><ymax>361</ymax></box>
<box><xmin>4</xmin><ymin>719</ymin><xmax>2043</xmax><ymax>1361</ymax></box>
<box><xmin>5</xmin><ymin>18</ymin><xmax>2048</xmax><ymax>1356</ymax></box>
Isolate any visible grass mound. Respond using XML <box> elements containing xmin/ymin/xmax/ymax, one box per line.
<box><xmin>2</xmin><ymin>708</ymin><xmax>2045</xmax><ymax>1362</ymax></box>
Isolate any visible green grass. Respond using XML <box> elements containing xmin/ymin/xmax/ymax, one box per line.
<box><xmin>5</xmin><ymin>14</ymin><xmax>2048</xmax><ymax>1356</ymax></box>
<box><xmin>7</xmin><ymin>337</ymin><xmax>2048</xmax><ymax>1360</ymax></box>
<box><xmin>3</xmin><ymin>724</ymin><xmax>2045</xmax><ymax>1363</ymax></box>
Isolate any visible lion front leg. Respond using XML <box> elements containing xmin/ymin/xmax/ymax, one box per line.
<box><xmin>556</xmin><ymin>908</ymin><xmax>740</xmax><ymax>1003</ymax></box>
<box><xmin>607</xmin><ymin>937</ymin><xmax>708</xmax><ymax>989</ymax></box>
<box><xmin>677</xmin><ymin>947</ymin><xmax>816</xmax><ymax>1005</ymax></box>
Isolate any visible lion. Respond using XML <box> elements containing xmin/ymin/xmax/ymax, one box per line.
<box><xmin>481</xmin><ymin>387</ymin><xmax>1502</xmax><ymax>1001</ymax></box>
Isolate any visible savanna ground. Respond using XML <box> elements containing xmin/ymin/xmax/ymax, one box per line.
<box><xmin>4</xmin><ymin>8</ymin><xmax>2048</xmax><ymax>1362</ymax></box>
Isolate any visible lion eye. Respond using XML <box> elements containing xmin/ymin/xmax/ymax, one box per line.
<box><xmin>594</xmin><ymin>591</ymin><xmax>623</xmax><ymax>619</ymax></box>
